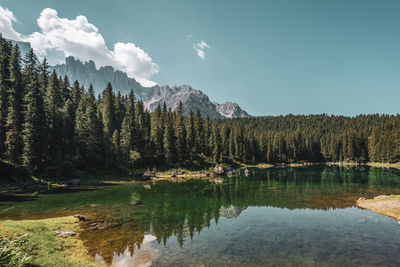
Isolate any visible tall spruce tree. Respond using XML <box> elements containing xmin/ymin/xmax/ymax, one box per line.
<box><xmin>75</xmin><ymin>93</ymin><xmax>103</xmax><ymax>168</ymax></box>
<box><xmin>5</xmin><ymin>44</ymin><xmax>23</xmax><ymax>164</ymax></box>
<box><xmin>101</xmin><ymin>82</ymin><xmax>115</xmax><ymax>136</ymax></box>
<box><xmin>0</xmin><ymin>37</ymin><xmax>11</xmax><ymax>156</ymax></box>
<box><xmin>22</xmin><ymin>74</ymin><xmax>46</xmax><ymax>172</ymax></box>
<box><xmin>45</xmin><ymin>69</ymin><xmax>63</xmax><ymax>161</ymax></box>
<box><xmin>175</xmin><ymin>101</ymin><xmax>187</xmax><ymax>162</ymax></box>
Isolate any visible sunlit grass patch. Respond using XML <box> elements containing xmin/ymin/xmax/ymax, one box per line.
<box><xmin>0</xmin><ymin>216</ymin><xmax>99</xmax><ymax>266</ymax></box>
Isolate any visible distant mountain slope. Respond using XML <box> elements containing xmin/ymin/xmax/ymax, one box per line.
<box><xmin>6</xmin><ymin>38</ymin><xmax>31</xmax><ymax>58</ymax></box>
<box><xmin>52</xmin><ymin>56</ymin><xmax>251</xmax><ymax>118</ymax></box>
<box><xmin>214</xmin><ymin>102</ymin><xmax>250</xmax><ymax>118</ymax></box>
<box><xmin>8</xmin><ymin>39</ymin><xmax>251</xmax><ymax>118</ymax></box>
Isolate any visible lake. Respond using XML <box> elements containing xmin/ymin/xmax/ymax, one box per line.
<box><xmin>1</xmin><ymin>166</ymin><xmax>400</xmax><ymax>266</ymax></box>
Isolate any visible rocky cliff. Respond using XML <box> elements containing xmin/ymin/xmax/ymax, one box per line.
<box><xmin>52</xmin><ymin>57</ymin><xmax>251</xmax><ymax>118</ymax></box>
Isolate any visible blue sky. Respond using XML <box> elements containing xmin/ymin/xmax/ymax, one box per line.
<box><xmin>0</xmin><ymin>0</ymin><xmax>400</xmax><ymax>116</ymax></box>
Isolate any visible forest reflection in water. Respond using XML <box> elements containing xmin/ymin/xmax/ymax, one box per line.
<box><xmin>80</xmin><ymin>166</ymin><xmax>400</xmax><ymax>265</ymax></box>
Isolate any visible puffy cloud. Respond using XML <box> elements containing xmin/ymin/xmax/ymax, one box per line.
<box><xmin>0</xmin><ymin>5</ymin><xmax>158</xmax><ymax>87</ymax></box>
<box><xmin>0</xmin><ymin>5</ymin><xmax>22</xmax><ymax>40</ymax></box>
<box><xmin>111</xmin><ymin>42</ymin><xmax>159</xmax><ymax>87</ymax></box>
<box><xmin>193</xmin><ymin>40</ymin><xmax>210</xmax><ymax>60</ymax></box>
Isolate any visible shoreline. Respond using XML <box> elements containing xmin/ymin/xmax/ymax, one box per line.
<box><xmin>357</xmin><ymin>195</ymin><xmax>400</xmax><ymax>221</ymax></box>
<box><xmin>2</xmin><ymin>161</ymin><xmax>399</xmax><ymax>194</ymax></box>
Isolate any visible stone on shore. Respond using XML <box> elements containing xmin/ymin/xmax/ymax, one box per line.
<box><xmin>55</xmin><ymin>230</ymin><xmax>76</xmax><ymax>237</ymax></box>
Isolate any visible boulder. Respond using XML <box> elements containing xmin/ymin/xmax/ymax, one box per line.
<box><xmin>170</xmin><ymin>170</ymin><xmax>177</xmax><ymax>177</ymax></box>
<box><xmin>143</xmin><ymin>171</ymin><xmax>151</xmax><ymax>178</ymax></box>
<box><xmin>55</xmin><ymin>230</ymin><xmax>76</xmax><ymax>237</ymax></box>
<box><xmin>74</xmin><ymin>214</ymin><xmax>88</xmax><ymax>221</ymax></box>
<box><xmin>214</xmin><ymin>165</ymin><xmax>224</xmax><ymax>175</ymax></box>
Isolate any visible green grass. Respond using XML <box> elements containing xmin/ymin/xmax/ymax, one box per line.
<box><xmin>0</xmin><ymin>216</ymin><xmax>99</xmax><ymax>267</ymax></box>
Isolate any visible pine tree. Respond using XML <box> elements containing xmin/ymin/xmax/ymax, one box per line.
<box><xmin>175</xmin><ymin>101</ymin><xmax>187</xmax><ymax>162</ymax></box>
<box><xmin>61</xmin><ymin>75</ymin><xmax>70</xmax><ymax>102</ymax></box>
<box><xmin>112</xmin><ymin>129</ymin><xmax>120</xmax><ymax>166</ymax></box>
<box><xmin>75</xmin><ymin>94</ymin><xmax>103</xmax><ymax>168</ymax></box>
<box><xmin>70</xmin><ymin>80</ymin><xmax>83</xmax><ymax>107</ymax></box>
<box><xmin>38</xmin><ymin>57</ymin><xmax>50</xmax><ymax>94</ymax></box>
<box><xmin>120</xmin><ymin>92</ymin><xmax>136</xmax><ymax>166</ymax></box>
<box><xmin>22</xmin><ymin>74</ymin><xmax>46</xmax><ymax>172</ymax></box>
<box><xmin>45</xmin><ymin>69</ymin><xmax>63</xmax><ymax>161</ymax></box>
<box><xmin>62</xmin><ymin>99</ymin><xmax>75</xmax><ymax>156</ymax></box>
<box><xmin>186</xmin><ymin>110</ymin><xmax>195</xmax><ymax>158</ymax></box>
<box><xmin>164</xmin><ymin>109</ymin><xmax>177</xmax><ymax>164</ymax></box>
<box><xmin>114</xmin><ymin>91</ymin><xmax>124</xmax><ymax>130</ymax></box>
<box><xmin>101</xmin><ymin>82</ymin><xmax>115</xmax><ymax>136</ymax></box>
<box><xmin>22</xmin><ymin>48</ymin><xmax>38</xmax><ymax>84</ymax></box>
<box><xmin>194</xmin><ymin>110</ymin><xmax>204</xmax><ymax>154</ymax></box>
<box><xmin>0</xmin><ymin>37</ymin><xmax>11</xmax><ymax>156</ymax></box>
<box><xmin>134</xmin><ymin>100</ymin><xmax>145</xmax><ymax>153</ymax></box>
<box><xmin>211</xmin><ymin>123</ymin><xmax>222</xmax><ymax>163</ymax></box>
<box><xmin>151</xmin><ymin>104</ymin><xmax>164</xmax><ymax>160</ymax></box>
<box><xmin>5</xmin><ymin>44</ymin><xmax>23</xmax><ymax>164</ymax></box>
<box><xmin>5</xmin><ymin>91</ymin><xmax>21</xmax><ymax>164</ymax></box>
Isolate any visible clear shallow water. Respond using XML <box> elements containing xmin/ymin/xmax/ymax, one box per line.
<box><xmin>1</xmin><ymin>166</ymin><xmax>400</xmax><ymax>266</ymax></box>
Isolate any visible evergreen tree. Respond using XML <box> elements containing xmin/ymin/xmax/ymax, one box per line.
<box><xmin>101</xmin><ymin>82</ymin><xmax>115</xmax><ymax>136</ymax></box>
<box><xmin>150</xmin><ymin>104</ymin><xmax>164</xmax><ymax>160</ymax></box>
<box><xmin>22</xmin><ymin>74</ymin><xmax>46</xmax><ymax>172</ymax></box>
<box><xmin>186</xmin><ymin>110</ymin><xmax>195</xmax><ymax>158</ymax></box>
<box><xmin>38</xmin><ymin>57</ymin><xmax>50</xmax><ymax>93</ymax></box>
<box><xmin>120</xmin><ymin>94</ymin><xmax>135</xmax><ymax>166</ymax></box>
<box><xmin>22</xmin><ymin>48</ymin><xmax>38</xmax><ymax>84</ymax></box>
<box><xmin>75</xmin><ymin>94</ymin><xmax>103</xmax><ymax>168</ymax></box>
<box><xmin>5</xmin><ymin>44</ymin><xmax>23</xmax><ymax>163</ymax></box>
<box><xmin>5</xmin><ymin>90</ymin><xmax>21</xmax><ymax>164</ymax></box>
<box><xmin>175</xmin><ymin>101</ymin><xmax>187</xmax><ymax>162</ymax></box>
<box><xmin>164</xmin><ymin>109</ymin><xmax>177</xmax><ymax>164</ymax></box>
<box><xmin>194</xmin><ymin>110</ymin><xmax>204</xmax><ymax>154</ymax></box>
<box><xmin>45</xmin><ymin>69</ymin><xmax>63</xmax><ymax>162</ymax></box>
<box><xmin>70</xmin><ymin>80</ymin><xmax>83</xmax><ymax>108</ymax></box>
<box><xmin>0</xmin><ymin>37</ymin><xmax>11</xmax><ymax>156</ymax></box>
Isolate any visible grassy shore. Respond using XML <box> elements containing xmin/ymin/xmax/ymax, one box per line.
<box><xmin>357</xmin><ymin>195</ymin><xmax>400</xmax><ymax>221</ymax></box>
<box><xmin>0</xmin><ymin>216</ymin><xmax>99</xmax><ymax>267</ymax></box>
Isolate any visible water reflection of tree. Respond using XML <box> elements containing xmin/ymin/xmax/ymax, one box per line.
<box><xmin>81</xmin><ymin>166</ymin><xmax>400</xmax><ymax>263</ymax></box>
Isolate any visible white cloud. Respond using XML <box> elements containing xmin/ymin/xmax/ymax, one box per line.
<box><xmin>0</xmin><ymin>6</ymin><xmax>158</xmax><ymax>87</ymax></box>
<box><xmin>193</xmin><ymin>40</ymin><xmax>210</xmax><ymax>60</ymax></box>
<box><xmin>0</xmin><ymin>5</ymin><xmax>22</xmax><ymax>41</ymax></box>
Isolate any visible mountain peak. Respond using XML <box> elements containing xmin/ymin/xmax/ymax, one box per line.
<box><xmin>50</xmin><ymin>56</ymin><xmax>250</xmax><ymax>118</ymax></box>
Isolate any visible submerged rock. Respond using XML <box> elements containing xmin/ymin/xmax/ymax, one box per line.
<box><xmin>143</xmin><ymin>184</ymin><xmax>151</xmax><ymax>189</ymax></box>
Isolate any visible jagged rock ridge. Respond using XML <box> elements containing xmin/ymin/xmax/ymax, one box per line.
<box><xmin>52</xmin><ymin>57</ymin><xmax>251</xmax><ymax>118</ymax></box>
